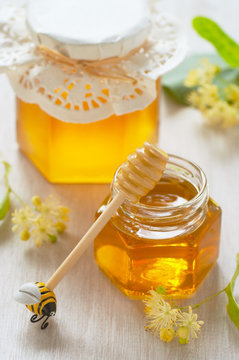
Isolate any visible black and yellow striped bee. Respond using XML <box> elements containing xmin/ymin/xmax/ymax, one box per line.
<box><xmin>15</xmin><ymin>281</ymin><xmax>57</xmax><ymax>329</ymax></box>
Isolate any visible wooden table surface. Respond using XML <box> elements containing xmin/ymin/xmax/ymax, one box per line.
<box><xmin>1</xmin><ymin>0</ymin><xmax>239</xmax><ymax>359</ymax></box>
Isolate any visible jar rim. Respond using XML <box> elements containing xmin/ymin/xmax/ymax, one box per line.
<box><xmin>111</xmin><ymin>153</ymin><xmax>209</xmax><ymax>214</ymax></box>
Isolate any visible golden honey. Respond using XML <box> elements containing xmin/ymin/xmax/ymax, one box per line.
<box><xmin>16</xmin><ymin>83</ymin><xmax>159</xmax><ymax>183</ymax></box>
<box><xmin>94</xmin><ymin>155</ymin><xmax>221</xmax><ymax>298</ymax></box>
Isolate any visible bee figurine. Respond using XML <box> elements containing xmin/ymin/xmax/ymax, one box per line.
<box><xmin>15</xmin><ymin>282</ymin><xmax>56</xmax><ymax>329</ymax></box>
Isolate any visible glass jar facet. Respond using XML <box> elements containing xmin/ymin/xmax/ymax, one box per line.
<box><xmin>16</xmin><ymin>82</ymin><xmax>160</xmax><ymax>183</ymax></box>
<box><xmin>94</xmin><ymin>155</ymin><xmax>222</xmax><ymax>299</ymax></box>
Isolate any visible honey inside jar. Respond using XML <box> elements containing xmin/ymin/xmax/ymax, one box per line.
<box><xmin>140</xmin><ymin>178</ymin><xmax>197</xmax><ymax>207</ymax></box>
<box><xmin>94</xmin><ymin>156</ymin><xmax>221</xmax><ymax>298</ymax></box>
<box><xmin>16</xmin><ymin>84</ymin><xmax>159</xmax><ymax>183</ymax></box>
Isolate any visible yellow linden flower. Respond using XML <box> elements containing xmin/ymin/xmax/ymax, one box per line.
<box><xmin>184</xmin><ymin>58</ymin><xmax>219</xmax><ymax>88</ymax></box>
<box><xmin>184</xmin><ymin>69</ymin><xmax>200</xmax><ymax>87</ymax></box>
<box><xmin>199</xmin><ymin>58</ymin><xmax>220</xmax><ymax>84</ymax></box>
<box><xmin>197</xmin><ymin>83</ymin><xmax>219</xmax><ymax>109</ymax></box>
<box><xmin>177</xmin><ymin>326</ymin><xmax>190</xmax><ymax>344</ymax></box>
<box><xmin>31</xmin><ymin>195</ymin><xmax>42</xmax><ymax>208</ymax></box>
<box><xmin>20</xmin><ymin>229</ymin><xmax>31</xmax><ymax>241</ymax></box>
<box><xmin>188</xmin><ymin>84</ymin><xmax>219</xmax><ymax>111</ymax></box>
<box><xmin>37</xmin><ymin>195</ymin><xmax>70</xmax><ymax>222</ymax></box>
<box><xmin>187</xmin><ymin>90</ymin><xmax>201</xmax><ymax>108</ymax></box>
<box><xmin>176</xmin><ymin>307</ymin><xmax>204</xmax><ymax>343</ymax></box>
<box><xmin>55</xmin><ymin>222</ymin><xmax>67</xmax><ymax>234</ymax></box>
<box><xmin>12</xmin><ymin>205</ymin><xmax>35</xmax><ymax>233</ymax></box>
<box><xmin>56</xmin><ymin>205</ymin><xmax>70</xmax><ymax>222</ymax></box>
<box><xmin>32</xmin><ymin>214</ymin><xmax>57</xmax><ymax>247</ymax></box>
<box><xmin>185</xmin><ymin>58</ymin><xmax>239</xmax><ymax>128</ymax></box>
<box><xmin>225</xmin><ymin>84</ymin><xmax>239</xmax><ymax>106</ymax></box>
<box><xmin>160</xmin><ymin>327</ymin><xmax>175</xmax><ymax>343</ymax></box>
<box><xmin>143</xmin><ymin>290</ymin><xmax>205</xmax><ymax>345</ymax></box>
<box><xmin>12</xmin><ymin>194</ymin><xmax>69</xmax><ymax>246</ymax></box>
<box><xmin>144</xmin><ymin>290</ymin><xmax>179</xmax><ymax>335</ymax></box>
<box><xmin>204</xmin><ymin>100</ymin><xmax>239</xmax><ymax>127</ymax></box>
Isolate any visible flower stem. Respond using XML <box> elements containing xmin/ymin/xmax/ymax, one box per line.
<box><xmin>163</xmin><ymin>293</ymin><xmax>181</xmax><ymax>309</ymax></box>
<box><xmin>11</xmin><ymin>189</ymin><xmax>26</xmax><ymax>206</ymax></box>
<box><xmin>190</xmin><ymin>287</ymin><xmax>227</xmax><ymax>310</ymax></box>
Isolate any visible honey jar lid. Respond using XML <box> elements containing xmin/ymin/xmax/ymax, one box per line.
<box><xmin>26</xmin><ymin>0</ymin><xmax>151</xmax><ymax>61</ymax></box>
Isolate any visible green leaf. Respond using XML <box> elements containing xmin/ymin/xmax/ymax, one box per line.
<box><xmin>192</xmin><ymin>17</ymin><xmax>239</xmax><ymax>67</ymax></box>
<box><xmin>0</xmin><ymin>189</ymin><xmax>10</xmax><ymax>221</ymax></box>
<box><xmin>0</xmin><ymin>161</ymin><xmax>11</xmax><ymax>221</ymax></box>
<box><xmin>225</xmin><ymin>254</ymin><xmax>239</xmax><ymax>330</ymax></box>
<box><xmin>162</xmin><ymin>54</ymin><xmax>239</xmax><ymax>105</ymax></box>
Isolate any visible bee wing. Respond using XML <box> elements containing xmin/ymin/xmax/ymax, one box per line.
<box><xmin>14</xmin><ymin>282</ymin><xmax>41</xmax><ymax>305</ymax></box>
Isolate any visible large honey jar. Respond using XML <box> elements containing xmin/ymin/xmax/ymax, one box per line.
<box><xmin>94</xmin><ymin>155</ymin><xmax>221</xmax><ymax>298</ymax></box>
<box><xmin>0</xmin><ymin>1</ymin><xmax>186</xmax><ymax>183</ymax></box>
<box><xmin>16</xmin><ymin>87</ymin><xmax>159</xmax><ymax>183</ymax></box>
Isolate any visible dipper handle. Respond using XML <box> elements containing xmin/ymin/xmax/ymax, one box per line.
<box><xmin>46</xmin><ymin>143</ymin><xmax>168</xmax><ymax>290</ymax></box>
<box><xmin>46</xmin><ymin>192</ymin><xmax>125</xmax><ymax>289</ymax></box>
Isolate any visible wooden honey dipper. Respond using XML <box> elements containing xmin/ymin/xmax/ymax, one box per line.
<box><xmin>15</xmin><ymin>142</ymin><xmax>168</xmax><ymax>329</ymax></box>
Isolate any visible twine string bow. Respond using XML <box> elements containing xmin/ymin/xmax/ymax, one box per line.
<box><xmin>38</xmin><ymin>44</ymin><xmax>142</xmax><ymax>82</ymax></box>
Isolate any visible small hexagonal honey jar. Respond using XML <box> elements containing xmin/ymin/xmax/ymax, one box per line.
<box><xmin>94</xmin><ymin>155</ymin><xmax>221</xmax><ymax>298</ymax></box>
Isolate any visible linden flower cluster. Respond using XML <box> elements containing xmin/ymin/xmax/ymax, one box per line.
<box><xmin>184</xmin><ymin>59</ymin><xmax>239</xmax><ymax>127</ymax></box>
<box><xmin>144</xmin><ymin>289</ymin><xmax>204</xmax><ymax>344</ymax></box>
<box><xmin>12</xmin><ymin>195</ymin><xmax>69</xmax><ymax>247</ymax></box>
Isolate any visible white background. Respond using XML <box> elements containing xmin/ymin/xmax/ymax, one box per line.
<box><xmin>1</xmin><ymin>0</ymin><xmax>239</xmax><ymax>359</ymax></box>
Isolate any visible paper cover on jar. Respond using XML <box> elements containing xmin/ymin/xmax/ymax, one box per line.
<box><xmin>0</xmin><ymin>1</ymin><xmax>187</xmax><ymax>123</ymax></box>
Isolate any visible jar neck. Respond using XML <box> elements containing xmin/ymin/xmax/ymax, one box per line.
<box><xmin>111</xmin><ymin>154</ymin><xmax>209</xmax><ymax>234</ymax></box>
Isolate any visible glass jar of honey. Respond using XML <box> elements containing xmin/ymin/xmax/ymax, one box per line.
<box><xmin>0</xmin><ymin>1</ymin><xmax>186</xmax><ymax>183</ymax></box>
<box><xmin>16</xmin><ymin>84</ymin><xmax>159</xmax><ymax>183</ymax></box>
<box><xmin>94</xmin><ymin>154</ymin><xmax>221</xmax><ymax>298</ymax></box>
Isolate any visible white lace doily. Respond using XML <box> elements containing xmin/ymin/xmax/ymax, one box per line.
<box><xmin>0</xmin><ymin>5</ymin><xmax>187</xmax><ymax>123</ymax></box>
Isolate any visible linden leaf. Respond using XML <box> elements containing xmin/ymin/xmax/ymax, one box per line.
<box><xmin>192</xmin><ymin>17</ymin><xmax>239</xmax><ymax>67</ymax></box>
<box><xmin>225</xmin><ymin>254</ymin><xmax>239</xmax><ymax>330</ymax></box>
<box><xmin>0</xmin><ymin>161</ymin><xmax>11</xmax><ymax>221</ymax></box>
